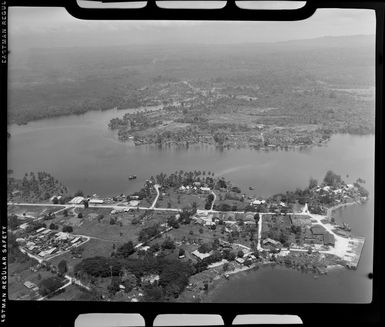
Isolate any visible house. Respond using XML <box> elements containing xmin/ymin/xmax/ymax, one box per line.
<box><xmin>141</xmin><ymin>274</ymin><xmax>160</xmax><ymax>285</ymax></box>
<box><xmin>323</xmin><ymin>233</ymin><xmax>335</xmax><ymax>246</ymax></box>
<box><xmin>200</xmin><ymin>187</ymin><xmax>211</xmax><ymax>192</ymax></box>
<box><xmin>55</xmin><ymin>232</ymin><xmax>70</xmax><ymax>240</ymax></box>
<box><xmin>89</xmin><ymin>199</ymin><xmax>104</xmax><ymax>205</ymax></box>
<box><xmin>71</xmin><ymin>237</ymin><xmax>80</xmax><ymax>244</ymax></box>
<box><xmin>244</xmin><ymin>212</ymin><xmax>256</xmax><ymax>221</ymax></box>
<box><xmin>19</xmin><ymin>223</ymin><xmax>29</xmax><ymax>230</ymax></box>
<box><xmin>69</xmin><ymin>196</ymin><xmax>85</xmax><ymax>204</ymax></box>
<box><xmin>179</xmin><ymin>185</ymin><xmax>186</xmax><ymax>191</ymax></box>
<box><xmin>310</xmin><ymin>225</ymin><xmax>327</xmax><ymax>235</ymax></box>
<box><xmin>235</xmin><ymin>257</ymin><xmax>245</xmax><ymax>264</ymax></box>
<box><xmin>24</xmin><ymin>281</ymin><xmax>36</xmax><ymax>289</ymax></box>
<box><xmin>11</xmin><ymin>190</ymin><xmax>21</xmax><ymax>196</ymax></box>
<box><xmin>129</xmin><ymin>200</ymin><xmax>140</xmax><ymax>207</ymax></box>
<box><xmin>192</xmin><ymin>250</ymin><xmax>212</xmax><ymax>260</ymax></box>
<box><xmin>262</xmin><ymin>238</ymin><xmax>281</xmax><ymax>247</ymax></box>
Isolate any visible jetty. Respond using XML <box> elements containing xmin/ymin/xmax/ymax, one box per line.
<box><xmin>343</xmin><ymin>236</ymin><xmax>365</xmax><ymax>269</ymax></box>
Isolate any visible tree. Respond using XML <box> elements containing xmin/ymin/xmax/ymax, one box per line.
<box><xmin>77</xmin><ymin>212</ymin><xmax>83</xmax><ymax>219</ymax></box>
<box><xmin>223</xmin><ymin>262</ymin><xmax>229</xmax><ymax>271</ymax></box>
<box><xmin>161</xmin><ymin>238</ymin><xmax>176</xmax><ymax>250</ymax></box>
<box><xmin>308</xmin><ymin>177</ymin><xmax>318</xmax><ymax>189</ymax></box>
<box><xmin>38</xmin><ymin>277</ymin><xmax>64</xmax><ymax>297</ymax></box>
<box><xmin>52</xmin><ymin>197</ymin><xmax>59</xmax><ymax>204</ymax></box>
<box><xmin>149</xmin><ymin>243</ymin><xmax>160</xmax><ymax>253</ymax></box>
<box><xmin>237</xmin><ymin>250</ymin><xmax>244</xmax><ymax>258</ymax></box>
<box><xmin>144</xmin><ymin>285</ymin><xmax>164</xmax><ymax>302</ymax></box>
<box><xmin>62</xmin><ymin>225</ymin><xmax>73</xmax><ymax>233</ymax></box>
<box><xmin>116</xmin><ymin>241</ymin><xmax>135</xmax><ymax>258</ymax></box>
<box><xmin>63</xmin><ymin>209</ymin><xmax>68</xmax><ymax>217</ymax></box>
<box><xmin>108</xmin><ymin>276</ymin><xmax>121</xmax><ymax>295</ymax></box>
<box><xmin>58</xmin><ymin>260</ymin><xmax>68</xmax><ymax>276</ymax></box>
<box><xmin>167</xmin><ymin>216</ymin><xmax>180</xmax><ymax>229</ymax></box>
<box><xmin>323</xmin><ymin>170</ymin><xmax>342</xmax><ymax>187</ymax></box>
<box><xmin>198</xmin><ymin>243</ymin><xmax>212</xmax><ymax>253</ymax></box>
<box><xmin>49</xmin><ymin>223</ymin><xmax>58</xmax><ymax>230</ymax></box>
<box><xmin>122</xmin><ymin>273</ymin><xmax>137</xmax><ymax>293</ymax></box>
<box><xmin>199</xmin><ymin>228</ymin><xmax>204</xmax><ymax>234</ymax></box>
<box><xmin>74</xmin><ymin>190</ymin><xmax>84</xmax><ymax>197</ymax></box>
<box><xmin>179</xmin><ymin>248</ymin><xmax>185</xmax><ymax>257</ymax></box>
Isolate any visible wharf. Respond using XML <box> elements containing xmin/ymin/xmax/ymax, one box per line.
<box><xmin>343</xmin><ymin>236</ymin><xmax>365</xmax><ymax>269</ymax></box>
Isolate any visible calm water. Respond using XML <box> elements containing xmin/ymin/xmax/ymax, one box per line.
<box><xmin>7</xmin><ymin>108</ymin><xmax>374</xmax><ymax>302</ymax></box>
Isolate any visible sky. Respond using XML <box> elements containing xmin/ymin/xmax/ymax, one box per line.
<box><xmin>8</xmin><ymin>4</ymin><xmax>375</xmax><ymax>53</ymax></box>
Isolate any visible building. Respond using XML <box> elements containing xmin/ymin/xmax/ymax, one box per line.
<box><xmin>200</xmin><ymin>187</ymin><xmax>211</xmax><ymax>192</ymax></box>
<box><xmin>235</xmin><ymin>257</ymin><xmax>245</xmax><ymax>264</ymax></box>
<box><xmin>69</xmin><ymin>196</ymin><xmax>85</xmax><ymax>204</ymax></box>
<box><xmin>192</xmin><ymin>250</ymin><xmax>212</xmax><ymax>260</ymax></box>
<box><xmin>19</xmin><ymin>223</ymin><xmax>29</xmax><ymax>230</ymax></box>
<box><xmin>262</xmin><ymin>238</ymin><xmax>281</xmax><ymax>247</ymax></box>
<box><xmin>323</xmin><ymin>233</ymin><xmax>335</xmax><ymax>246</ymax></box>
<box><xmin>89</xmin><ymin>199</ymin><xmax>104</xmax><ymax>205</ymax></box>
<box><xmin>24</xmin><ymin>281</ymin><xmax>37</xmax><ymax>289</ymax></box>
<box><xmin>129</xmin><ymin>200</ymin><xmax>140</xmax><ymax>206</ymax></box>
<box><xmin>310</xmin><ymin>225</ymin><xmax>327</xmax><ymax>235</ymax></box>
<box><xmin>141</xmin><ymin>274</ymin><xmax>160</xmax><ymax>285</ymax></box>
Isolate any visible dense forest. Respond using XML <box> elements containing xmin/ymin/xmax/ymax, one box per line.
<box><xmin>9</xmin><ymin>35</ymin><xmax>375</xmax><ymax>128</ymax></box>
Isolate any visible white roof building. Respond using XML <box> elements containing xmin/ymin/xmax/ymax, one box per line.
<box><xmin>69</xmin><ymin>196</ymin><xmax>85</xmax><ymax>204</ymax></box>
<box><xmin>235</xmin><ymin>257</ymin><xmax>245</xmax><ymax>264</ymax></box>
<box><xmin>36</xmin><ymin>227</ymin><xmax>46</xmax><ymax>233</ymax></box>
<box><xmin>89</xmin><ymin>199</ymin><xmax>104</xmax><ymax>204</ymax></box>
<box><xmin>200</xmin><ymin>187</ymin><xmax>211</xmax><ymax>192</ymax></box>
<box><xmin>192</xmin><ymin>250</ymin><xmax>212</xmax><ymax>260</ymax></box>
<box><xmin>129</xmin><ymin>200</ymin><xmax>140</xmax><ymax>207</ymax></box>
<box><xmin>19</xmin><ymin>223</ymin><xmax>29</xmax><ymax>230</ymax></box>
<box><xmin>56</xmin><ymin>232</ymin><xmax>70</xmax><ymax>240</ymax></box>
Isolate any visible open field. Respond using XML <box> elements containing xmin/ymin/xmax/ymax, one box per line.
<box><xmin>8</xmin><ymin>262</ymin><xmax>56</xmax><ymax>300</ymax></box>
<box><xmin>8</xmin><ymin>205</ymin><xmax>65</xmax><ymax>219</ymax></box>
<box><xmin>156</xmin><ymin>189</ymin><xmax>207</xmax><ymax>209</ymax></box>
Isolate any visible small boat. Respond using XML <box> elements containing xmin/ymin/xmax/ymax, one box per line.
<box><xmin>128</xmin><ymin>175</ymin><xmax>137</xmax><ymax>180</ymax></box>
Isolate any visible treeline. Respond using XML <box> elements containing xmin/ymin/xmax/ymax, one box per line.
<box><xmin>7</xmin><ymin>171</ymin><xmax>68</xmax><ymax>202</ymax></box>
<box><xmin>73</xmin><ymin>255</ymin><xmax>195</xmax><ymax>301</ymax></box>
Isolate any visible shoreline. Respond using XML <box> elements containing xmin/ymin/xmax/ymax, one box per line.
<box><xmin>181</xmin><ymin>200</ymin><xmax>366</xmax><ymax>303</ymax></box>
<box><xmin>326</xmin><ymin>201</ymin><xmax>360</xmax><ymax>219</ymax></box>
<box><xmin>187</xmin><ymin>261</ymin><xmax>346</xmax><ymax>303</ymax></box>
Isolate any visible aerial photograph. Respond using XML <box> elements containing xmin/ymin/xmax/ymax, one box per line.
<box><xmin>7</xmin><ymin>5</ymin><xmax>374</xmax><ymax>303</ymax></box>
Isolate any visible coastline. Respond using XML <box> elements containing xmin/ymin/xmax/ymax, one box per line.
<box><xmin>180</xmin><ymin>199</ymin><xmax>366</xmax><ymax>303</ymax></box>
<box><xmin>326</xmin><ymin>201</ymin><xmax>360</xmax><ymax>219</ymax></box>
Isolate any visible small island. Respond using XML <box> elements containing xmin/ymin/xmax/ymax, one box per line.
<box><xmin>7</xmin><ymin>169</ymin><xmax>368</xmax><ymax>302</ymax></box>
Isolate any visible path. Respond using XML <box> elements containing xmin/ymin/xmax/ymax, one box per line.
<box><xmin>257</xmin><ymin>213</ymin><xmax>263</xmax><ymax>250</ymax></box>
<box><xmin>210</xmin><ymin>191</ymin><xmax>216</xmax><ymax>211</ymax></box>
<box><xmin>149</xmin><ymin>184</ymin><xmax>161</xmax><ymax>209</ymax></box>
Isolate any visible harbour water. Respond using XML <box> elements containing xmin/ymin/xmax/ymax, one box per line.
<box><xmin>7</xmin><ymin>107</ymin><xmax>374</xmax><ymax>303</ymax></box>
